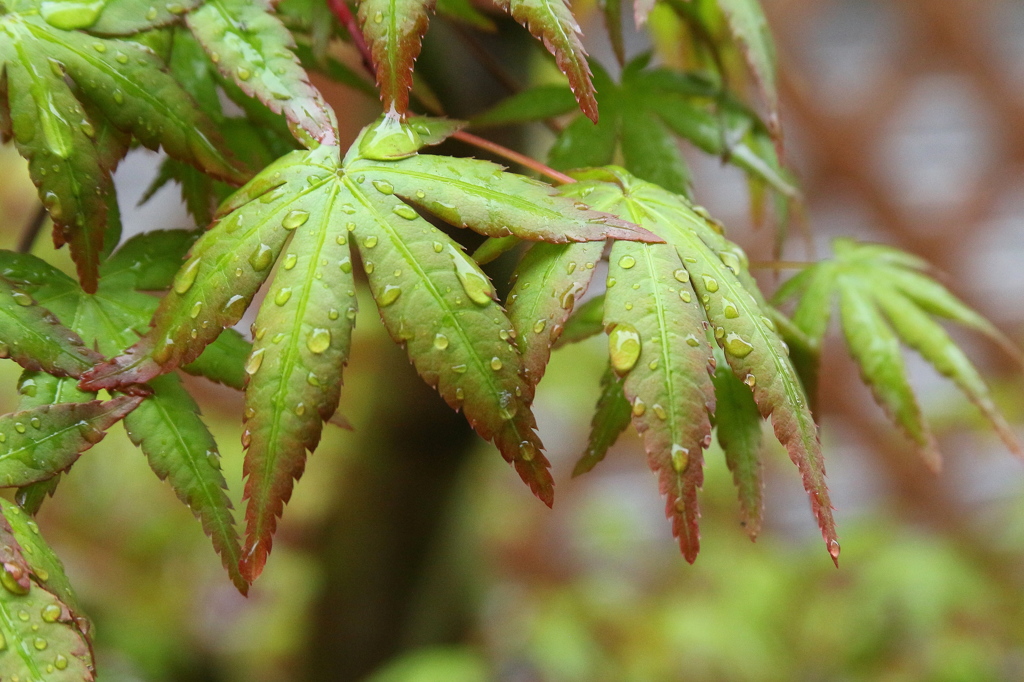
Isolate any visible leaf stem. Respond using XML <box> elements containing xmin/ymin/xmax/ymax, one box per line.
<box><xmin>749</xmin><ymin>260</ymin><xmax>814</xmax><ymax>271</ymax></box>
<box><xmin>328</xmin><ymin>0</ymin><xmax>375</xmax><ymax>77</ymax></box>
<box><xmin>17</xmin><ymin>206</ymin><xmax>47</xmax><ymax>254</ymax></box>
<box><xmin>452</xmin><ymin>131</ymin><xmax>575</xmax><ymax>185</ymax></box>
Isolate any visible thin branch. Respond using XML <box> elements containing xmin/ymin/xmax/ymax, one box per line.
<box><xmin>17</xmin><ymin>206</ymin><xmax>47</xmax><ymax>254</ymax></box>
<box><xmin>328</xmin><ymin>0</ymin><xmax>375</xmax><ymax>78</ymax></box>
<box><xmin>453</xmin><ymin>130</ymin><xmax>575</xmax><ymax>185</ymax></box>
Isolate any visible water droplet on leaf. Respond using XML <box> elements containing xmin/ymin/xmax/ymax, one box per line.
<box><xmin>608</xmin><ymin>324</ymin><xmax>641</xmax><ymax>375</ymax></box>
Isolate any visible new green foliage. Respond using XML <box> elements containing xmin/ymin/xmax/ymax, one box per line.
<box><xmin>774</xmin><ymin>238</ymin><xmax>1022</xmax><ymax>469</ymax></box>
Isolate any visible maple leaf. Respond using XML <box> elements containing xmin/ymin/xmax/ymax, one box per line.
<box><xmin>0</xmin><ymin>234</ymin><xmax>250</xmax><ymax>593</ymax></box>
<box><xmin>475</xmin><ymin>55</ymin><xmax>794</xmax><ymax>200</ymax></box>
<box><xmin>518</xmin><ymin>166</ymin><xmax>836</xmax><ymax>563</ymax></box>
<box><xmin>81</xmin><ymin>115</ymin><xmax>657</xmax><ymax>582</ymax></box>
<box><xmin>0</xmin><ymin>4</ymin><xmax>245</xmax><ymax>292</ymax></box>
<box><xmin>774</xmin><ymin>237</ymin><xmax>1022</xmax><ymax>471</ymax></box>
<box><xmin>0</xmin><ymin>499</ymin><xmax>94</xmax><ymax>679</ymax></box>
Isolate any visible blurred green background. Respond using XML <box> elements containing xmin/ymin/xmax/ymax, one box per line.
<box><xmin>5</xmin><ymin>0</ymin><xmax>1024</xmax><ymax>680</ymax></box>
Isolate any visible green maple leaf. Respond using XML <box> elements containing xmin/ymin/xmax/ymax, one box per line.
<box><xmin>517</xmin><ymin>166</ymin><xmax>836</xmax><ymax>563</ymax></box>
<box><xmin>0</xmin><ymin>500</ymin><xmax>94</xmax><ymax>680</ymax></box>
<box><xmin>475</xmin><ymin>55</ymin><xmax>794</xmax><ymax>201</ymax></box>
<box><xmin>0</xmin><ymin>2</ymin><xmax>246</xmax><ymax>291</ymax></box>
<box><xmin>354</xmin><ymin>0</ymin><xmax>598</xmax><ymax>120</ymax></box>
<box><xmin>774</xmin><ymin>237</ymin><xmax>1022</xmax><ymax>471</ymax></box>
<box><xmin>0</xmin><ymin>234</ymin><xmax>251</xmax><ymax>593</ymax></box>
<box><xmin>81</xmin><ymin>115</ymin><xmax>657</xmax><ymax>582</ymax></box>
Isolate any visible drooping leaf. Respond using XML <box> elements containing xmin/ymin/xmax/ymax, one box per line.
<box><xmin>774</xmin><ymin>237</ymin><xmax>1022</xmax><ymax>467</ymax></box>
<box><xmin>83</xmin><ymin>117</ymin><xmax>653</xmax><ymax>581</ymax></box>
<box><xmin>560</xmin><ymin>166</ymin><xmax>839</xmax><ymax>564</ymax></box>
<box><xmin>507</xmin><ymin>241</ymin><xmax>603</xmax><ymax>395</ymax></box>
<box><xmin>122</xmin><ymin>374</ymin><xmax>247</xmax><ymax>593</ymax></box>
<box><xmin>0</xmin><ymin>500</ymin><xmax>93</xmax><ymax>680</ymax></box>
<box><xmin>357</xmin><ymin>0</ymin><xmax>435</xmax><ymax>116</ymax></box>
<box><xmin>187</xmin><ymin>0</ymin><xmax>337</xmax><ymax>146</ymax></box>
<box><xmin>471</xmin><ymin>85</ymin><xmax>577</xmax><ymax>127</ymax></box>
<box><xmin>712</xmin><ymin>346</ymin><xmax>764</xmax><ymax>538</ymax></box>
<box><xmin>0</xmin><ymin>397</ymin><xmax>141</xmax><ymax>488</ymax></box>
<box><xmin>0</xmin><ymin>10</ymin><xmax>244</xmax><ymax>290</ymax></box>
<box><xmin>492</xmin><ymin>0</ymin><xmax>598</xmax><ymax>122</ymax></box>
<box><xmin>603</xmin><ymin>237</ymin><xmax>716</xmax><ymax>561</ymax></box>
<box><xmin>715</xmin><ymin>0</ymin><xmax>779</xmax><ymax>133</ymax></box>
<box><xmin>0</xmin><ymin>278</ymin><xmax>101</xmax><ymax>378</ymax></box>
<box><xmin>239</xmin><ymin>181</ymin><xmax>357</xmax><ymax>582</ymax></box>
<box><xmin>572</xmin><ymin>363</ymin><xmax>632</xmax><ymax>476</ymax></box>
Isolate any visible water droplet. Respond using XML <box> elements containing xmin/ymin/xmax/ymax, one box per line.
<box><xmin>679</xmin><ymin>290</ymin><xmax>692</xmax><ymax>303</ymax></box>
<box><xmin>373</xmin><ymin>10</ymin><xmax>383</xmax><ymax>22</ymax></box>
<box><xmin>363</xmin><ymin>235</ymin><xmax>378</xmax><ymax>248</ymax></box>
<box><xmin>346</xmin><ymin>307</ymin><xmax>357</xmax><ymax>320</ymax></box>
<box><xmin>245</xmin><ymin>349</ymin><xmax>265</xmax><ymax>374</ymax></box>
<box><xmin>451</xmin><ymin>364</ymin><xmax>467</xmax><ymax>374</ymax></box>
<box><xmin>17</xmin><ymin>610</ymin><xmax>29</xmax><ymax>621</ymax></box>
<box><xmin>652</xmin><ymin>404</ymin><xmax>667</xmax><ymax>420</ymax></box>
<box><xmin>720</xmin><ymin>251</ymin><xmax>743</xmax><ymax>275</ymax></box>
<box><xmin>647</xmin><ymin>359</ymin><xmax>659</xmax><ymax>370</ymax></box>
<box><xmin>328</xmin><ymin>308</ymin><xmax>340</xmax><ymax>320</ymax></box>
<box><xmin>723</xmin><ymin>299</ymin><xmax>739</xmax><ymax>318</ymax></box>
<box><xmin>249</xmin><ymin>244</ymin><xmax>274</xmax><ymax>271</ymax></box>
<box><xmin>188</xmin><ymin>301</ymin><xmax>203</xmax><ymax>319</ymax></box>
<box><xmin>393</xmin><ymin>204</ymin><xmax>417</xmax><ymax>220</ymax></box>
<box><xmin>724</xmin><ymin>333</ymin><xmax>753</xmax><ymax>358</ymax></box>
<box><xmin>618</xmin><ymin>254</ymin><xmax>636</xmax><ymax>269</ymax></box>
<box><xmin>533</xmin><ymin>319</ymin><xmax>546</xmax><ymax>334</ymax></box>
<box><xmin>450</xmin><ymin>248</ymin><xmax>493</xmax><ymax>306</ymax></box>
<box><xmin>632</xmin><ymin>398</ymin><xmax>646</xmax><ymax>416</ymax></box>
<box><xmin>113</xmin><ymin>90</ymin><xmax>124</xmax><ymax>104</ymax></box>
<box><xmin>566</xmin><ymin>262</ymin><xmax>577</xmax><ymax>274</ymax></box>
<box><xmin>701</xmin><ymin>275</ymin><xmax>719</xmax><ymax>293</ymax></box>
<box><xmin>10</xmin><ymin>291</ymin><xmax>32</xmax><ymax>306</ymax></box>
<box><xmin>606</xmin><ymin>277</ymin><xmax>616</xmax><ymax>288</ymax></box>
<box><xmin>560</xmin><ymin>283</ymin><xmax>584</xmax><ymax>310</ymax></box>
<box><xmin>608</xmin><ymin>324</ymin><xmax>641</xmax><ymax>375</ymax></box>
<box><xmin>671</xmin><ymin>445</ymin><xmax>689</xmax><ymax>472</ymax></box>
<box><xmin>307</xmin><ymin>328</ymin><xmax>331</xmax><ymax>353</ymax></box>
<box><xmin>222</xmin><ymin>295</ymin><xmax>247</xmax><ymax>318</ymax></box>
<box><xmin>294</xmin><ymin>402</ymin><xmax>306</xmax><ymax>416</ymax></box>
<box><xmin>236</xmin><ymin>66</ymin><xmax>251</xmax><ymax>81</ymax></box>
<box><xmin>378</xmin><ymin>284</ymin><xmax>402</xmax><ymax>307</ymax></box>
<box><xmin>274</xmin><ymin>288</ymin><xmax>292</xmax><ymax>306</ymax></box>
<box><xmin>490</xmin><ymin>357</ymin><xmax>503</xmax><ymax>371</ymax></box>
<box><xmin>432</xmin><ymin>242</ymin><xmax>443</xmax><ymax>253</ymax></box>
<box><xmin>829</xmin><ymin>540</ymin><xmax>841</xmax><ymax>560</ymax></box>
<box><xmin>744</xmin><ymin>373</ymin><xmax>756</xmax><ymax>387</ymax></box>
<box><xmin>685</xmin><ymin>334</ymin><xmax>700</xmax><ymax>347</ymax></box>
<box><xmin>455</xmin><ymin>387</ymin><xmax>465</xmax><ymax>401</ymax></box>
<box><xmin>54</xmin><ymin>654</ymin><xmax>68</xmax><ymax>670</ymax></box>
<box><xmin>19</xmin><ymin>378</ymin><xmax>37</xmax><ymax>397</ymax></box>
<box><xmin>372</xmin><ymin>180</ymin><xmax>394</xmax><ymax>195</ymax></box>
<box><xmin>673</xmin><ymin>269</ymin><xmax>689</xmax><ymax>283</ymax></box>
<box><xmin>34</xmin><ymin>636</ymin><xmax>47</xmax><ymax>650</ymax></box>
<box><xmin>174</xmin><ymin>258</ymin><xmax>201</xmax><ymax>294</ymax></box>
<box><xmin>433</xmin><ymin>333</ymin><xmax>449</xmax><ymax>350</ymax></box>
<box><xmin>29</xmin><ymin>417</ymin><xmax>40</xmax><ymax>429</ymax></box>
<box><xmin>282</xmin><ymin>209</ymin><xmax>309</xmax><ymax>230</ymax></box>
<box><xmin>40</xmin><ymin>0</ymin><xmax>104</xmax><ymax>30</ymax></box>
<box><xmin>14</xmin><ymin>423</ymin><xmax>25</xmax><ymax>434</ymax></box>
<box><xmin>41</xmin><ymin>605</ymin><xmax>61</xmax><ymax>623</ymax></box>
<box><xmin>519</xmin><ymin>441</ymin><xmax>537</xmax><ymax>462</ymax></box>
<box><xmin>339</xmin><ymin>258</ymin><xmax>352</xmax><ymax>273</ymax></box>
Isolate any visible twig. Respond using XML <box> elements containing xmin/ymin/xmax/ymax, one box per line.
<box><xmin>452</xmin><ymin>131</ymin><xmax>575</xmax><ymax>185</ymax></box>
<box><xmin>17</xmin><ymin>206</ymin><xmax>47</xmax><ymax>254</ymax></box>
